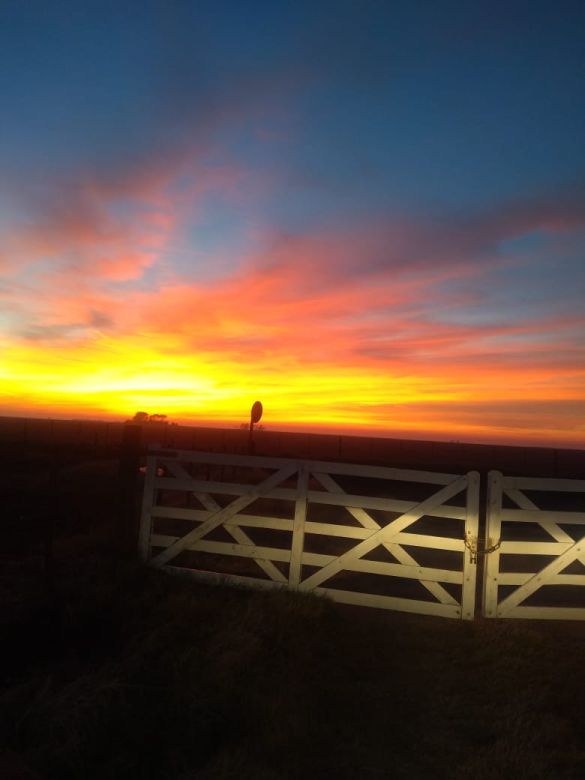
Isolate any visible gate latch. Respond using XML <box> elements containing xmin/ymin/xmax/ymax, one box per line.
<box><xmin>464</xmin><ymin>534</ymin><xmax>501</xmax><ymax>564</ymax></box>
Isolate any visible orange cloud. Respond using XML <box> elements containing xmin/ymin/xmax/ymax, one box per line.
<box><xmin>2</xmin><ymin>175</ymin><xmax>585</xmax><ymax>448</ymax></box>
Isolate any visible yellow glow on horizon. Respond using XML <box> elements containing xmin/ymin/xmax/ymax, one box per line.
<box><xmin>2</xmin><ymin>334</ymin><xmax>584</xmax><ymax>448</ymax></box>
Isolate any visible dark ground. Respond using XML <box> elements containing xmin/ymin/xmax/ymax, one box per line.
<box><xmin>1</xmin><ymin>444</ymin><xmax>584</xmax><ymax>779</ymax></box>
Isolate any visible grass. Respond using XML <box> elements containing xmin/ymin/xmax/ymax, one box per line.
<box><xmin>1</xmin><ymin>553</ymin><xmax>585</xmax><ymax>780</ymax></box>
<box><xmin>1</xmin><ymin>450</ymin><xmax>585</xmax><ymax>778</ymax></box>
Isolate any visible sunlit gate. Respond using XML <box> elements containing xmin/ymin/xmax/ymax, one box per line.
<box><xmin>139</xmin><ymin>449</ymin><xmax>480</xmax><ymax>619</ymax></box>
<box><xmin>483</xmin><ymin>471</ymin><xmax>585</xmax><ymax>619</ymax></box>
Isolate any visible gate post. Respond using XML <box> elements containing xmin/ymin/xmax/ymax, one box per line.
<box><xmin>289</xmin><ymin>466</ymin><xmax>308</xmax><ymax>588</ymax></box>
<box><xmin>482</xmin><ymin>471</ymin><xmax>503</xmax><ymax>617</ymax></box>
<box><xmin>461</xmin><ymin>471</ymin><xmax>480</xmax><ymax>620</ymax></box>
<box><xmin>138</xmin><ymin>451</ymin><xmax>158</xmax><ymax>562</ymax></box>
<box><xmin>117</xmin><ymin>423</ymin><xmax>143</xmax><ymax>556</ymax></box>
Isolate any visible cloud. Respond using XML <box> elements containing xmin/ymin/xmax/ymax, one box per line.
<box><xmin>7</xmin><ymin>180</ymin><xmax>584</xmax><ymax>370</ymax></box>
<box><xmin>2</xmin><ymin>117</ymin><xmax>584</xmax><ymax>448</ymax></box>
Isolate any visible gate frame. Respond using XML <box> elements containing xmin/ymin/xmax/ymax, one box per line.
<box><xmin>139</xmin><ymin>448</ymin><xmax>481</xmax><ymax>620</ymax></box>
<box><xmin>483</xmin><ymin>470</ymin><xmax>585</xmax><ymax>619</ymax></box>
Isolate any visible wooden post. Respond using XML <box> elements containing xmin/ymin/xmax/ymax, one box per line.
<box><xmin>117</xmin><ymin>423</ymin><xmax>143</xmax><ymax>556</ymax></box>
<box><xmin>482</xmin><ymin>471</ymin><xmax>503</xmax><ymax>618</ymax></box>
<box><xmin>44</xmin><ymin>455</ymin><xmax>60</xmax><ymax>596</ymax></box>
<box><xmin>461</xmin><ymin>471</ymin><xmax>480</xmax><ymax>620</ymax></box>
<box><xmin>138</xmin><ymin>453</ymin><xmax>157</xmax><ymax>562</ymax></box>
<box><xmin>289</xmin><ymin>466</ymin><xmax>308</xmax><ymax>588</ymax></box>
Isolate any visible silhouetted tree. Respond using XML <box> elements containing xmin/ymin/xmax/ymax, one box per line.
<box><xmin>130</xmin><ymin>411</ymin><xmax>169</xmax><ymax>424</ymax></box>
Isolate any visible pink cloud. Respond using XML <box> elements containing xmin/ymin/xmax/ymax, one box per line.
<box><xmin>4</xmin><ymin>175</ymin><xmax>584</xmax><ymax>436</ymax></box>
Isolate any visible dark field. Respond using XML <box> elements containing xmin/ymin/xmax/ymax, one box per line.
<box><xmin>2</xmin><ymin>557</ymin><xmax>585</xmax><ymax>779</ymax></box>
<box><xmin>1</xmin><ymin>415</ymin><xmax>585</xmax><ymax>478</ymax></box>
<box><xmin>1</xmin><ymin>426</ymin><xmax>585</xmax><ymax>778</ymax></box>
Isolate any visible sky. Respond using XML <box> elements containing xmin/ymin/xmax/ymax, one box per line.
<box><xmin>1</xmin><ymin>0</ymin><xmax>585</xmax><ymax>447</ymax></box>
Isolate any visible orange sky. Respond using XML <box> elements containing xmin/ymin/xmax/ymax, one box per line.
<box><xmin>2</xmin><ymin>242</ymin><xmax>584</xmax><ymax>447</ymax></box>
<box><xmin>2</xmin><ymin>181</ymin><xmax>584</xmax><ymax>447</ymax></box>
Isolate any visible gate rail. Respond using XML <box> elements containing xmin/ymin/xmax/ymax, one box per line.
<box><xmin>483</xmin><ymin>470</ymin><xmax>585</xmax><ymax>619</ymax></box>
<box><xmin>140</xmin><ymin>452</ymin><xmax>585</xmax><ymax>620</ymax></box>
<box><xmin>140</xmin><ymin>448</ymin><xmax>480</xmax><ymax>619</ymax></box>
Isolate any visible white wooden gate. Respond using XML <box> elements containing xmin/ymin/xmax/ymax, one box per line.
<box><xmin>483</xmin><ymin>470</ymin><xmax>585</xmax><ymax>619</ymax></box>
<box><xmin>139</xmin><ymin>449</ymin><xmax>480</xmax><ymax>619</ymax></box>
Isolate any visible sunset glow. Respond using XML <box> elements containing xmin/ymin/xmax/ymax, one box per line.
<box><xmin>1</xmin><ymin>3</ymin><xmax>584</xmax><ymax>447</ymax></box>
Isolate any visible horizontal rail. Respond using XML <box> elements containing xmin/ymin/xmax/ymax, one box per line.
<box><xmin>141</xmin><ymin>452</ymin><xmax>477</xmax><ymax>620</ymax></box>
<box><xmin>313</xmin><ymin>587</ymin><xmax>462</xmax><ymax>618</ymax></box>
<box><xmin>163</xmin><ymin>566</ymin><xmax>463</xmax><ymax>618</ymax></box>
<box><xmin>151</xmin><ymin>534</ymin><xmax>464</xmax><ymax>583</ymax></box>
<box><xmin>165</xmin><ymin>566</ymin><xmax>288</xmax><ymax>592</ymax></box>
<box><xmin>496</xmin><ymin>606</ymin><xmax>585</xmax><ymax>620</ymax></box>
<box><xmin>502</xmin><ymin>476</ymin><xmax>585</xmax><ymax>492</ymax></box>
<box><xmin>499</xmin><ymin>509</ymin><xmax>585</xmax><ymax>525</ymax></box>
<box><xmin>155</xmin><ymin>449</ymin><xmax>459</xmax><ymax>484</ymax></box>
<box><xmin>497</xmin><ymin>573</ymin><xmax>585</xmax><ymax>586</ymax></box>
<box><xmin>149</xmin><ymin>507</ymin><xmax>466</xmax><ymax>550</ymax></box>
<box><xmin>152</xmin><ymin>478</ymin><xmax>467</xmax><ymax>518</ymax></box>
<box><xmin>499</xmin><ymin>541</ymin><xmax>575</xmax><ymax>555</ymax></box>
<box><xmin>306</xmin><ymin>491</ymin><xmax>466</xmax><ymax>519</ymax></box>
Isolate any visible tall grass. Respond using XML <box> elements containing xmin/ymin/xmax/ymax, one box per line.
<box><xmin>1</xmin><ymin>553</ymin><xmax>584</xmax><ymax>779</ymax></box>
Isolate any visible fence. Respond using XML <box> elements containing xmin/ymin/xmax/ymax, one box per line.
<box><xmin>483</xmin><ymin>471</ymin><xmax>585</xmax><ymax>619</ymax></box>
<box><xmin>140</xmin><ymin>448</ymin><xmax>481</xmax><ymax>619</ymax></box>
<box><xmin>3</xmin><ymin>416</ymin><xmax>585</xmax><ymax>479</ymax></box>
<box><xmin>140</xmin><ymin>448</ymin><xmax>585</xmax><ymax>621</ymax></box>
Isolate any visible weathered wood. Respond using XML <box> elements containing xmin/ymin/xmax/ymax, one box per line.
<box><xmin>149</xmin><ymin>508</ymin><xmax>467</xmax><ymax>551</ymax></box>
<box><xmin>497</xmin><ymin>533</ymin><xmax>585</xmax><ymax>616</ymax></box>
<box><xmin>142</xmin><ymin>447</ymin><xmax>477</xmax><ymax>620</ymax></box>
<box><xmin>138</xmin><ymin>455</ymin><xmax>157</xmax><ymax>562</ymax></box>
<box><xmin>289</xmin><ymin>467</ymin><xmax>308</xmax><ymax>587</ymax></box>
<box><xmin>159</xmin><ymin>449</ymin><xmax>458</xmax><ymax>484</ymax></box>
<box><xmin>505</xmin><ymin>488</ymin><xmax>573</xmax><ymax>544</ymax></box>
<box><xmin>166</xmin><ymin>566</ymin><xmax>289</xmax><ymax>592</ymax></box>
<box><xmin>497</xmin><ymin>606</ymin><xmax>585</xmax><ymax>620</ymax></box>
<box><xmin>499</xmin><ymin>508</ymin><xmax>585</xmax><ymax>525</ymax></box>
<box><xmin>160</xmin><ymin>564</ymin><xmax>585</xmax><ymax>620</ymax></box>
<box><xmin>390</xmin><ymin>532</ymin><xmax>464</xmax><ymax>552</ymax></box>
<box><xmin>298</xmin><ymin>475</ymin><xmax>468</xmax><ymax>591</ymax></box>
<box><xmin>482</xmin><ymin>471</ymin><xmax>503</xmax><ymax>618</ymax></box>
<box><xmin>195</xmin><ymin>496</ymin><xmax>286</xmax><ymax>584</ymax></box>
<box><xmin>164</xmin><ymin>460</ymin><xmax>287</xmax><ymax>582</ymax></box>
<box><xmin>497</xmin><ymin>573</ymin><xmax>585</xmax><ymax>586</ymax></box>
<box><xmin>499</xmin><ymin>540</ymin><xmax>575</xmax><ymax>555</ymax></box>
<box><xmin>314</xmin><ymin>588</ymin><xmax>461</xmax><ymax>619</ymax></box>
<box><xmin>151</xmin><ymin>535</ymin><xmax>464</xmax><ymax>583</ymax></box>
<box><xmin>119</xmin><ymin>422</ymin><xmax>143</xmax><ymax>555</ymax></box>
<box><xmin>461</xmin><ymin>471</ymin><xmax>480</xmax><ymax>620</ymax></box>
<box><xmin>149</xmin><ymin>464</ymin><xmax>297</xmax><ymax>567</ymax></box>
<box><xmin>484</xmin><ymin>471</ymin><xmax>585</xmax><ymax>620</ymax></box>
<box><xmin>154</xmin><ymin>475</ymin><xmax>297</xmax><ymax>501</ymax></box>
<box><xmin>152</xmin><ymin>473</ymin><xmax>467</xmax><ymax>518</ymax></box>
<box><xmin>503</xmin><ymin>476</ymin><xmax>585</xmax><ymax>492</ymax></box>
<box><xmin>312</xmin><ymin>472</ymin><xmax>460</xmax><ymax>606</ymax></box>
<box><xmin>307</xmin><ymin>490</ymin><xmax>467</xmax><ymax>518</ymax></box>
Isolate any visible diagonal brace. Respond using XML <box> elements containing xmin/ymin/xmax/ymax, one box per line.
<box><xmin>299</xmin><ymin>475</ymin><xmax>468</xmax><ymax>591</ymax></box>
<box><xmin>313</xmin><ymin>472</ymin><xmax>458</xmax><ymax>606</ymax></box>
<box><xmin>150</xmin><ymin>464</ymin><xmax>297</xmax><ymax>568</ymax></box>
<box><xmin>498</xmin><ymin>532</ymin><xmax>585</xmax><ymax>615</ymax></box>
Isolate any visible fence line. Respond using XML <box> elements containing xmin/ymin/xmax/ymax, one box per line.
<box><xmin>2</xmin><ymin>416</ymin><xmax>584</xmax><ymax>478</ymax></box>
